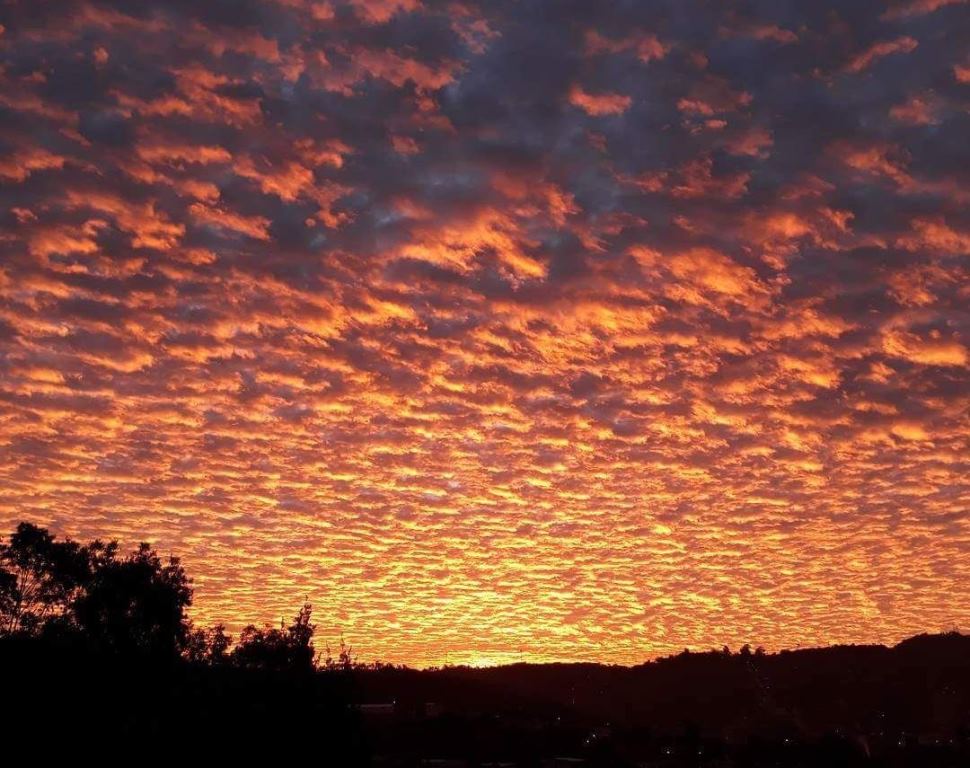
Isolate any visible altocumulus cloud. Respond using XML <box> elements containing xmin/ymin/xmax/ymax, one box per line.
<box><xmin>0</xmin><ymin>0</ymin><xmax>968</xmax><ymax>666</ymax></box>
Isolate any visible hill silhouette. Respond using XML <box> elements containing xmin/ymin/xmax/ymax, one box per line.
<box><xmin>351</xmin><ymin>633</ymin><xmax>969</xmax><ymax>765</ymax></box>
<box><xmin>1</xmin><ymin>521</ymin><xmax>967</xmax><ymax>765</ymax></box>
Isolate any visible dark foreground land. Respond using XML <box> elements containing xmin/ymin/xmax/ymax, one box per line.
<box><xmin>3</xmin><ymin>631</ymin><xmax>968</xmax><ymax>766</ymax></box>
<box><xmin>1</xmin><ymin>524</ymin><xmax>965</xmax><ymax>765</ymax></box>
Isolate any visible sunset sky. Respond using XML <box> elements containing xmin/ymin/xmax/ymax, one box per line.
<box><xmin>0</xmin><ymin>0</ymin><xmax>968</xmax><ymax>667</ymax></box>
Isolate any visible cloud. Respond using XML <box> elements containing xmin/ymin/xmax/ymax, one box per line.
<box><xmin>584</xmin><ymin>30</ymin><xmax>667</xmax><ymax>62</ymax></box>
<box><xmin>882</xmin><ymin>0</ymin><xmax>967</xmax><ymax>20</ymax></box>
<box><xmin>189</xmin><ymin>203</ymin><xmax>271</xmax><ymax>240</ymax></box>
<box><xmin>844</xmin><ymin>37</ymin><xmax>919</xmax><ymax>74</ymax></box>
<box><xmin>0</xmin><ymin>0</ymin><xmax>967</xmax><ymax>667</ymax></box>
<box><xmin>0</xmin><ymin>148</ymin><xmax>66</xmax><ymax>181</ymax></box>
<box><xmin>568</xmin><ymin>86</ymin><xmax>632</xmax><ymax>116</ymax></box>
<box><xmin>349</xmin><ymin>0</ymin><xmax>422</xmax><ymax>24</ymax></box>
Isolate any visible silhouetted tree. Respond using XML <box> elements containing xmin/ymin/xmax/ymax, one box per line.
<box><xmin>323</xmin><ymin>636</ymin><xmax>357</xmax><ymax>672</ymax></box>
<box><xmin>0</xmin><ymin>565</ymin><xmax>16</xmax><ymax>627</ymax></box>
<box><xmin>184</xmin><ymin>623</ymin><xmax>233</xmax><ymax>665</ymax></box>
<box><xmin>232</xmin><ymin>602</ymin><xmax>316</xmax><ymax>672</ymax></box>
<box><xmin>0</xmin><ymin>522</ymin><xmax>107</xmax><ymax>634</ymax></box>
<box><xmin>288</xmin><ymin>601</ymin><xmax>315</xmax><ymax>665</ymax></box>
<box><xmin>72</xmin><ymin>543</ymin><xmax>192</xmax><ymax>660</ymax></box>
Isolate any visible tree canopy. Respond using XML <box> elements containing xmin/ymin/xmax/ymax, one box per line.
<box><xmin>1</xmin><ymin>522</ymin><xmax>192</xmax><ymax>660</ymax></box>
<box><xmin>1</xmin><ymin>522</ymin><xmax>320</xmax><ymax>671</ymax></box>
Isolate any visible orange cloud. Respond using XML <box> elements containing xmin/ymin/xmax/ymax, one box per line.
<box><xmin>349</xmin><ymin>0</ymin><xmax>422</xmax><ymax>23</ymax></box>
<box><xmin>136</xmin><ymin>140</ymin><xmax>232</xmax><ymax>166</ymax></box>
<box><xmin>895</xmin><ymin>217</ymin><xmax>970</xmax><ymax>254</ymax></box>
<box><xmin>727</xmin><ymin>24</ymin><xmax>797</xmax><ymax>44</ymax></box>
<box><xmin>844</xmin><ymin>37</ymin><xmax>918</xmax><ymax>74</ymax></box>
<box><xmin>666</xmin><ymin>247</ymin><xmax>764</xmax><ymax>298</ymax></box>
<box><xmin>65</xmin><ymin>190</ymin><xmax>186</xmax><ymax>250</ymax></box>
<box><xmin>189</xmin><ymin>202</ymin><xmax>271</xmax><ymax>240</ymax></box>
<box><xmin>882</xmin><ymin>329</ymin><xmax>967</xmax><ymax>366</ymax></box>
<box><xmin>568</xmin><ymin>85</ymin><xmax>632</xmax><ymax>116</ymax></box>
<box><xmin>584</xmin><ymin>30</ymin><xmax>667</xmax><ymax>62</ymax></box>
<box><xmin>1</xmin><ymin>0</ymin><xmax>967</xmax><ymax>669</ymax></box>
<box><xmin>0</xmin><ymin>147</ymin><xmax>65</xmax><ymax>181</ymax></box>
<box><xmin>889</xmin><ymin>93</ymin><xmax>941</xmax><ymax>125</ymax></box>
<box><xmin>882</xmin><ymin>0</ymin><xmax>967</xmax><ymax>20</ymax></box>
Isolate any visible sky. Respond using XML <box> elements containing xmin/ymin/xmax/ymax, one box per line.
<box><xmin>0</xmin><ymin>0</ymin><xmax>968</xmax><ymax>667</ymax></box>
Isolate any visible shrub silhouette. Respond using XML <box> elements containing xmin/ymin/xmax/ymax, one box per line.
<box><xmin>185</xmin><ymin>622</ymin><xmax>233</xmax><ymax>665</ymax></box>
<box><xmin>232</xmin><ymin>602</ymin><xmax>316</xmax><ymax>672</ymax></box>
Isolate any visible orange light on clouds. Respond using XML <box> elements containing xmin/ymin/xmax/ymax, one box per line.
<box><xmin>0</xmin><ymin>0</ymin><xmax>968</xmax><ymax>668</ymax></box>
